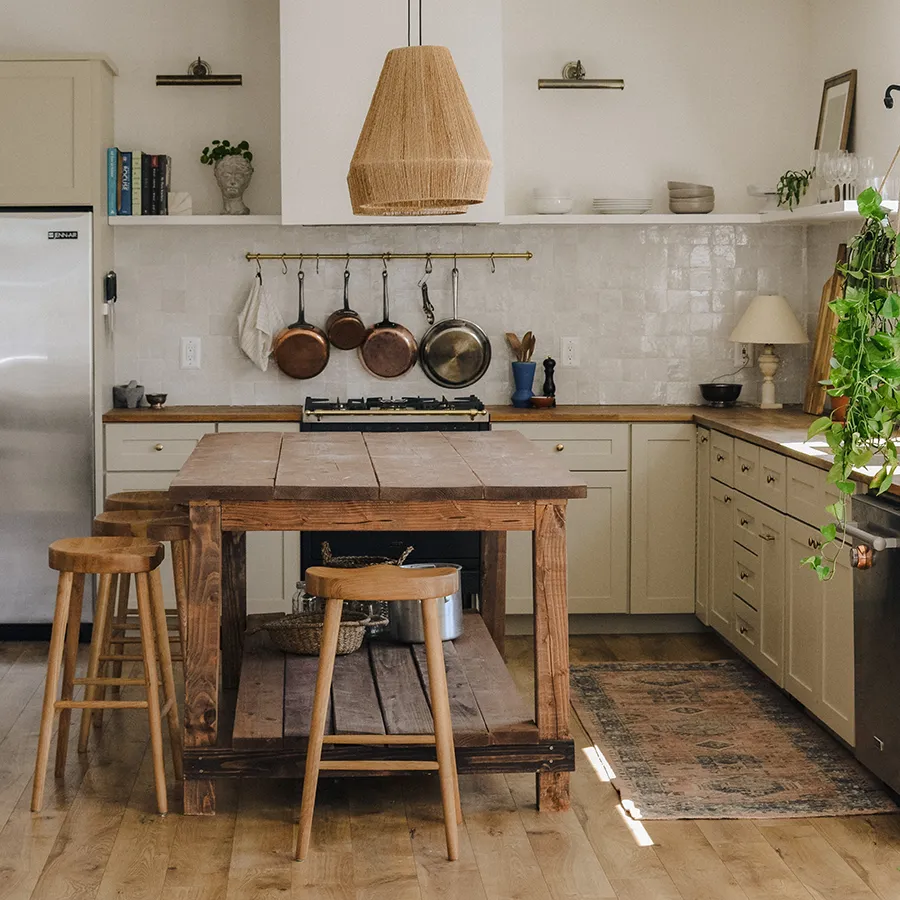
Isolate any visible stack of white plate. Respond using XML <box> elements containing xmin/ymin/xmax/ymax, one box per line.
<box><xmin>668</xmin><ymin>181</ymin><xmax>714</xmax><ymax>214</ymax></box>
<box><xmin>592</xmin><ymin>198</ymin><xmax>653</xmax><ymax>215</ymax></box>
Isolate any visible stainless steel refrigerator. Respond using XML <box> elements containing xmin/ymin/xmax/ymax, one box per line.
<box><xmin>0</xmin><ymin>211</ymin><xmax>93</xmax><ymax>625</ymax></box>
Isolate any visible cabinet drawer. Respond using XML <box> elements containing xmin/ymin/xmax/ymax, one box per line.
<box><xmin>785</xmin><ymin>458</ymin><xmax>845</xmax><ymax>527</ymax></box>
<box><xmin>105</xmin><ymin>423</ymin><xmax>214</xmax><ymax>471</ymax></box>
<box><xmin>733</xmin><ymin>492</ymin><xmax>762</xmax><ymax>556</ymax></box>
<box><xmin>733</xmin><ymin>440</ymin><xmax>760</xmax><ymax>495</ymax></box>
<box><xmin>497</xmin><ymin>423</ymin><xmax>629</xmax><ymax>470</ymax></box>
<box><xmin>710</xmin><ymin>431</ymin><xmax>734</xmax><ymax>485</ymax></box>
<box><xmin>758</xmin><ymin>449</ymin><xmax>787</xmax><ymax>511</ymax></box>
<box><xmin>734</xmin><ymin>544</ymin><xmax>760</xmax><ymax>610</ymax></box>
<box><xmin>734</xmin><ymin>596</ymin><xmax>760</xmax><ymax>656</ymax></box>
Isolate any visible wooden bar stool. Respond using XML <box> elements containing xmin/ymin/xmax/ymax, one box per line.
<box><xmin>296</xmin><ymin>564</ymin><xmax>462</xmax><ymax>863</ymax></box>
<box><xmin>32</xmin><ymin>537</ymin><xmax>181</xmax><ymax>815</ymax></box>
<box><xmin>104</xmin><ymin>489</ymin><xmax>181</xmax><ymax>512</ymax></box>
<box><xmin>90</xmin><ymin>510</ymin><xmax>189</xmax><ymax>730</ymax></box>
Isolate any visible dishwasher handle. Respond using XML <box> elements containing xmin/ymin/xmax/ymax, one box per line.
<box><xmin>843</xmin><ymin>521</ymin><xmax>900</xmax><ymax>553</ymax></box>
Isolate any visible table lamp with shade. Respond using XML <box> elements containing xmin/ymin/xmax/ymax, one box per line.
<box><xmin>728</xmin><ymin>294</ymin><xmax>808</xmax><ymax>409</ymax></box>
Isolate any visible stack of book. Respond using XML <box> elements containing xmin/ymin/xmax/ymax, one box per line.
<box><xmin>107</xmin><ymin>149</ymin><xmax>172</xmax><ymax>216</ymax></box>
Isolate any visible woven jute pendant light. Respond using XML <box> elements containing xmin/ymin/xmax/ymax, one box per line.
<box><xmin>348</xmin><ymin>44</ymin><xmax>492</xmax><ymax>215</ymax></box>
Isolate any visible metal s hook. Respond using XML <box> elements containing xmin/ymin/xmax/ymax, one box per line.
<box><xmin>417</xmin><ymin>253</ymin><xmax>433</xmax><ymax>288</ymax></box>
<box><xmin>280</xmin><ymin>254</ymin><xmax>287</xmax><ymax>275</ymax></box>
<box><xmin>297</xmin><ymin>255</ymin><xmax>304</xmax><ymax>277</ymax></box>
<box><xmin>382</xmin><ymin>254</ymin><xmax>389</xmax><ymax>275</ymax></box>
<box><xmin>315</xmin><ymin>254</ymin><xmax>320</xmax><ymax>275</ymax></box>
<box><xmin>489</xmin><ymin>252</ymin><xmax>496</xmax><ymax>274</ymax></box>
<box><xmin>255</xmin><ymin>258</ymin><xmax>262</xmax><ymax>282</ymax></box>
<box><xmin>344</xmin><ymin>254</ymin><xmax>351</xmax><ymax>274</ymax></box>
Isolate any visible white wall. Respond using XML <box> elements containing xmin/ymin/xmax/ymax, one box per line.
<box><xmin>2</xmin><ymin>0</ymin><xmax>281</xmax><ymax>215</ymax></box>
<box><xmin>809</xmin><ymin>0</ymin><xmax>900</xmax><ymax>176</ymax></box>
<box><xmin>504</xmin><ymin>0</ymin><xmax>815</xmax><ymax>214</ymax></box>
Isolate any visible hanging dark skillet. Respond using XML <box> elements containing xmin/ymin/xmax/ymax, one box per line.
<box><xmin>419</xmin><ymin>265</ymin><xmax>491</xmax><ymax>388</ymax></box>
<box><xmin>325</xmin><ymin>265</ymin><xmax>367</xmax><ymax>350</ymax></box>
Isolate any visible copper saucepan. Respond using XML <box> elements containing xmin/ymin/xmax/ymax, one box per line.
<box><xmin>325</xmin><ymin>268</ymin><xmax>367</xmax><ymax>350</ymax></box>
<box><xmin>273</xmin><ymin>269</ymin><xmax>329</xmax><ymax>379</ymax></box>
<box><xmin>359</xmin><ymin>267</ymin><xmax>418</xmax><ymax>378</ymax></box>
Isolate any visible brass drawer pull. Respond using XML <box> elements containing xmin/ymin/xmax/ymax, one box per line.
<box><xmin>741</xmin><ymin>463</ymin><xmax>751</xmax><ymax>473</ymax></box>
<box><xmin>739</xmin><ymin>570</ymin><xmax>750</xmax><ymax>581</ymax></box>
<box><xmin>738</xmin><ymin>624</ymin><xmax>749</xmax><ymax>635</ymax></box>
<box><xmin>740</xmin><ymin>517</ymin><xmax>749</xmax><ymax>527</ymax></box>
<box><xmin>724</xmin><ymin>495</ymin><xmax>732</xmax><ymax>504</ymax></box>
<box><xmin>716</xmin><ymin>453</ymin><xmax>725</xmax><ymax>462</ymax></box>
<box><xmin>808</xmin><ymin>537</ymin><xmax>822</xmax><ymax>550</ymax></box>
<box><xmin>699</xmin><ymin>434</ymin><xmax>708</xmax><ymax>444</ymax></box>
<box><xmin>761</xmin><ymin>533</ymin><xmax>776</xmax><ymax>542</ymax></box>
<box><xmin>154</xmin><ymin>443</ymin><xmax>164</xmax><ymax>452</ymax></box>
<box><xmin>555</xmin><ymin>444</ymin><xmax>565</xmax><ymax>452</ymax></box>
<box><xmin>766</xmin><ymin>474</ymin><xmax>777</xmax><ymax>484</ymax></box>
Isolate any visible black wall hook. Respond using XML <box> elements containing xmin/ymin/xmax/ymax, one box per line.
<box><xmin>885</xmin><ymin>84</ymin><xmax>900</xmax><ymax>109</ymax></box>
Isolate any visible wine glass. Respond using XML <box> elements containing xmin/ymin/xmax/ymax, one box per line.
<box><xmin>822</xmin><ymin>153</ymin><xmax>842</xmax><ymax>204</ymax></box>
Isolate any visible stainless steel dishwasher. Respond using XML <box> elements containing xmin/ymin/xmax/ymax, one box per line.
<box><xmin>850</xmin><ymin>493</ymin><xmax>900</xmax><ymax>792</ymax></box>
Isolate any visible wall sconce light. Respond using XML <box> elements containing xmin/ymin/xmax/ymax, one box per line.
<box><xmin>538</xmin><ymin>60</ymin><xmax>624</xmax><ymax>91</ymax></box>
<box><xmin>156</xmin><ymin>57</ymin><xmax>242</xmax><ymax>87</ymax></box>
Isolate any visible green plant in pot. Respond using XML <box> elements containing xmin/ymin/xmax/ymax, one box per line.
<box><xmin>776</xmin><ymin>167</ymin><xmax>815</xmax><ymax>211</ymax></box>
<box><xmin>200</xmin><ymin>139</ymin><xmax>254</xmax><ymax>215</ymax></box>
<box><xmin>803</xmin><ymin>186</ymin><xmax>900</xmax><ymax>579</ymax></box>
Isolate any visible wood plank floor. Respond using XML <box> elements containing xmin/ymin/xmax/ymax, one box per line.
<box><xmin>4</xmin><ymin>632</ymin><xmax>900</xmax><ymax>900</ymax></box>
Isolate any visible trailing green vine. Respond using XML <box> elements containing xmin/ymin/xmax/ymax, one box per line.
<box><xmin>803</xmin><ymin>187</ymin><xmax>900</xmax><ymax>579</ymax></box>
<box><xmin>776</xmin><ymin>168</ymin><xmax>815</xmax><ymax>210</ymax></box>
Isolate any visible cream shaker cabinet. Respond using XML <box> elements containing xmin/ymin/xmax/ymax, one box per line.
<box><xmin>0</xmin><ymin>58</ymin><xmax>114</xmax><ymax>206</ymax></box>
<box><xmin>785</xmin><ymin>518</ymin><xmax>854</xmax><ymax>744</ymax></box>
<box><xmin>695</xmin><ymin>428</ymin><xmax>711</xmax><ymax>625</ymax></box>
<box><xmin>494</xmin><ymin>423</ymin><xmax>629</xmax><ymax>615</ymax></box>
<box><xmin>708</xmin><ymin>479</ymin><xmax>735</xmax><ymax>639</ymax></box>
<box><xmin>630</xmin><ymin>424</ymin><xmax>697</xmax><ymax>614</ymax></box>
<box><xmin>104</xmin><ymin>421</ymin><xmax>300</xmax><ymax>615</ymax></box>
<box><xmin>279</xmin><ymin>0</ymin><xmax>504</xmax><ymax>225</ymax></box>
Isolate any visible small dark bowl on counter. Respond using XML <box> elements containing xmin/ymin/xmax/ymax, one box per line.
<box><xmin>699</xmin><ymin>383</ymin><xmax>742</xmax><ymax>407</ymax></box>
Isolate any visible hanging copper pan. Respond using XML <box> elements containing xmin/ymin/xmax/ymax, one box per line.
<box><xmin>358</xmin><ymin>267</ymin><xmax>418</xmax><ymax>378</ymax></box>
<box><xmin>273</xmin><ymin>269</ymin><xmax>329</xmax><ymax>379</ymax></box>
<box><xmin>325</xmin><ymin>268</ymin><xmax>367</xmax><ymax>350</ymax></box>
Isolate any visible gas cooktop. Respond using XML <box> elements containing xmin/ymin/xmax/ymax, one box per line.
<box><xmin>304</xmin><ymin>396</ymin><xmax>486</xmax><ymax>414</ymax></box>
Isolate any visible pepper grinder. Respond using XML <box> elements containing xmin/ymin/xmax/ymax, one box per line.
<box><xmin>542</xmin><ymin>357</ymin><xmax>557</xmax><ymax>406</ymax></box>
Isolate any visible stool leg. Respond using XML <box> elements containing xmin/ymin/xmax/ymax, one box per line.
<box><xmin>422</xmin><ymin>597</ymin><xmax>460</xmax><ymax>861</ymax></box>
<box><xmin>110</xmin><ymin>573</ymin><xmax>130</xmax><ymax>693</ymax></box>
<box><xmin>150</xmin><ymin>567</ymin><xmax>183</xmax><ymax>781</ymax></box>
<box><xmin>171</xmin><ymin>539</ymin><xmax>189</xmax><ymax>657</ymax></box>
<box><xmin>32</xmin><ymin>572</ymin><xmax>75</xmax><ymax>812</ymax></box>
<box><xmin>78</xmin><ymin>574</ymin><xmax>113</xmax><ymax>752</ymax></box>
<box><xmin>136</xmin><ymin>572</ymin><xmax>168</xmax><ymax>815</ymax></box>
<box><xmin>54</xmin><ymin>573</ymin><xmax>85</xmax><ymax>776</ymax></box>
<box><xmin>296</xmin><ymin>596</ymin><xmax>343</xmax><ymax>862</ymax></box>
<box><xmin>92</xmin><ymin>573</ymin><xmax>118</xmax><ymax>727</ymax></box>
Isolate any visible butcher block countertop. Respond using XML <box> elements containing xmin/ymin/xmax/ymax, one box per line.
<box><xmin>103</xmin><ymin>405</ymin><xmax>303</xmax><ymax>423</ymax></box>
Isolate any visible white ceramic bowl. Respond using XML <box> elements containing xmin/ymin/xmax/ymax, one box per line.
<box><xmin>534</xmin><ymin>196</ymin><xmax>574</xmax><ymax>214</ymax></box>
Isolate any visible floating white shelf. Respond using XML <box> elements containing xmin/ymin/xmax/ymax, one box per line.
<box><xmin>503</xmin><ymin>213</ymin><xmax>762</xmax><ymax>225</ymax></box>
<box><xmin>108</xmin><ymin>215</ymin><xmax>282</xmax><ymax>226</ymax></box>
<box><xmin>760</xmin><ymin>200</ymin><xmax>899</xmax><ymax>224</ymax></box>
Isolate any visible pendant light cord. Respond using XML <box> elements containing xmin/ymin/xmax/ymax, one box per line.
<box><xmin>407</xmin><ymin>0</ymin><xmax>423</xmax><ymax>46</ymax></box>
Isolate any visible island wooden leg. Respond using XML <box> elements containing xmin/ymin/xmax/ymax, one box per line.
<box><xmin>184</xmin><ymin>500</ymin><xmax>222</xmax><ymax>816</ymax></box>
<box><xmin>221</xmin><ymin>531</ymin><xmax>247</xmax><ymax>690</ymax></box>
<box><xmin>532</xmin><ymin>501</ymin><xmax>570</xmax><ymax>811</ymax></box>
<box><xmin>480</xmin><ymin>531</ymin><xmax>507</xmax><ymax>657</ymax></box>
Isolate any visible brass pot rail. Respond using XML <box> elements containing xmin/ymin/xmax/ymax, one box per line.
<box><xmin>245</xmin><ymin>251</ymin><xmax>533</xmax><ymax>263</ymax></box>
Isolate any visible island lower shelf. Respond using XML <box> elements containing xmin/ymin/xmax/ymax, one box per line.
<box><xmin>185</xmin><ymin>611</ymin><xmax>575</xmax><ymax>778</ymax></box>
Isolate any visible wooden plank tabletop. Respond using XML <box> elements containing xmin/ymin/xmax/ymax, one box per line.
<box><xmin>169</xmin><ymin>430</ymin><xmax>587</xmax><ymax>502</ymax></box>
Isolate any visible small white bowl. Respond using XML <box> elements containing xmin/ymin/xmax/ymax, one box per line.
<box><xmin>534</xmin><ymin>196</ymin><xmax>573</xmax><ymax>214</ymax></box>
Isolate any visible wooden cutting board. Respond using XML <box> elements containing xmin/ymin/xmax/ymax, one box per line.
<box><xmin>803</xmin><ymin>243</ymin><xmax>847</xmax><ymax>415</ymax></box>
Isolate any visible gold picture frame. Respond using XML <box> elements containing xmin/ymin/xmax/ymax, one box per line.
<box><xmin>815</xmin><ymin>70</ymin><xmax>857</xmax><ymax>152</ymax></box>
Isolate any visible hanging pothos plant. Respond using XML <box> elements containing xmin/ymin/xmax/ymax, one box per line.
<box><xmin>803</xmin><ymin>186</ymin><xmax>900</xmax><ymax>579</ymax></box>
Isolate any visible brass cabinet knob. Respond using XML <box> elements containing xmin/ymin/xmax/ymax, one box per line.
<box><xmin>738</xmin><ymin>624</ymin><xmax>749</xmax><ymax>635</ymax></box>
<box><xmin>724</xmin><ymin>495</ymin><xmax>732</xmax><ymax>504</ymax></box>
<box><xmin>740</xmin><ymin>517</ymin><xmax>749</xmax><ymax>527</ymax></box>
<box><xmin>739</xmin><ymin>570</ymin><xmax>749</xmax><ymax>581</ymax></box>
<box><xmin>555</xmin><ymin>444</ymin><xmax>565</xmax><ymax>452</ymax></box>
<box><xmin>741</xmin><ymin>463</ymin><xmax>751</xmax><ymax>473</ymax></box>
<box><xmin>154</xmin><ymin>443</ymin><xmax>164</xmax><ymax>451</ymax></box>
<box><xmin>699</xmin><ymin>434</ymin><xmax>708</xmax><ymax>444</ymax></box>
<box><xmin>766</xmin><ymin>474</ymin><xmax>776</xmax><ymax>484</ymax></box>
<box><xmin>716</xmin><ymin>453</ymin><xmax>725</xmax><ymax>462</ymax></box>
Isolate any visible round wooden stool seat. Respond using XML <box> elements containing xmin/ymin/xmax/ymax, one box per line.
<box><xmin>49</xmin><ymin>537</ymin><xmax>164</xmax><ymax>574</ymax></box>
<box><xmin>304</xmin><ymin>564</ymin><xmax>459</xmax><ymax>602</ymax></box>
<box><xmin>104</xmin><ymin>490</ymin><xmax>181</xmax><ymax>512</ymax></box>
<box><xmin>94</xmin><ymin>509</ymin><xmax>190</xmax><ymax>543</ymax></box>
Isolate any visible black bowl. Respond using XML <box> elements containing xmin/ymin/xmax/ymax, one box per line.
<box><xmin>699</xmin><ymin>383</ymin><xmax>742</xmax><ymax>407</ymax></box>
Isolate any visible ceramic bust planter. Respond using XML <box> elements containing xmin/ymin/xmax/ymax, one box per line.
<box><xmin>214</xmin><ymin>155</ymin><xmax>253</xmax><ymax>215</ymax></box>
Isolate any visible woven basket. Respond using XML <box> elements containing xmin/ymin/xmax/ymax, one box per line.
<box><xmin>265</xmin><ymin>611</ymin><xmax>370</xmax><ymax>656</ymax></box>
<box><xmin>320</xmin><ymin>541</ymin><xmax>413</xmax><ymax>569</ymax></box>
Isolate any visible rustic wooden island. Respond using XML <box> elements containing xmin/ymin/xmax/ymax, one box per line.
<box><xmin>169</xmin><ymin>429</ymin><xmax>587</xmax><ymax>815</ymax></box>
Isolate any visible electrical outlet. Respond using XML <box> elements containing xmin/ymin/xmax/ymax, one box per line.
<box><xmin>560</xmin><ymin>336</ymin><xmax>580</xmax><ymax>367</ymax></box>
<box><xmin>181</xmin><ymin>337</ymin><xmax>202</xmax><ymax>369</ymax></box>
<box><xmin>734</xmin><ymin>342</ymin><xmax>751</xmax><ymax>368</ymax></box>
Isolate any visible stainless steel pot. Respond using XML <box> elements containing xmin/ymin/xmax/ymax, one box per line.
<box><xmin>390</xmin><ymin>563</ymin><xmax>463</xmax><ymax>643</ymax></box>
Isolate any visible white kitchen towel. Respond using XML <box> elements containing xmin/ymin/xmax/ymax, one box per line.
<box><xmin>238</xmin><ymin>275</ymin><xmax>285</xmax><ymax>371</ymax></box>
